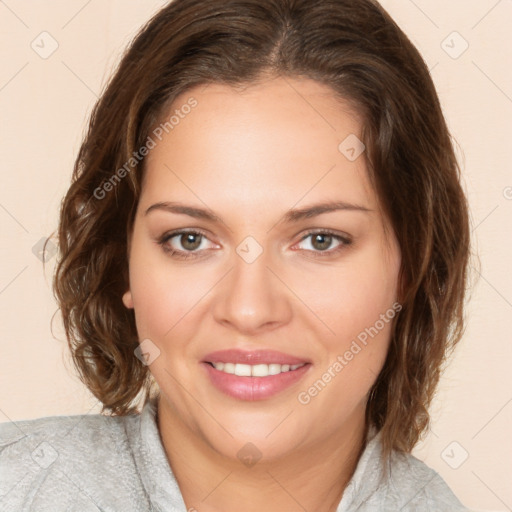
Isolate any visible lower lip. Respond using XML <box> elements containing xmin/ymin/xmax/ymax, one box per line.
<box><xmin>201</xmin><ymin>362</ymin><xmax>311</xmax><ymax>401</ymax></box>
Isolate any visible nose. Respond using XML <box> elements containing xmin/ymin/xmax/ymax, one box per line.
<box><xmin>211</xmin><ymin>244</ymin><xmax>293</xmax><ymax>335</ymax></box>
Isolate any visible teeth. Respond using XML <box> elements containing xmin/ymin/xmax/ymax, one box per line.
<box><xmin>223</xmin><ymin>362</ymin><xmax>235</xmax><ymax>374</ymax></box>
<box><xmin>235</xmin><ymin>363</ymin><xmax>252</xmax><ymax>377</ymax></box>
<box><xmin>210</xmin><ymin>362</ymin><xmax>306</xmax><ymax>377</ymax></box>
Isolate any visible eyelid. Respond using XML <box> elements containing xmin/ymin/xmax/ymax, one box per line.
<box><xmin>296</xmin><ymin>228</ymin><xmax>352</xmax><ymax>244</ymax></box>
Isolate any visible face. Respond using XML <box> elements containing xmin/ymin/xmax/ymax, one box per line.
<box><xmin>123</xmin><ymin>76</ymin><xmax>401</xmax><ymax>462</ymax></box>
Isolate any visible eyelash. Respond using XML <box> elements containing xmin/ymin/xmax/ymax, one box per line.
<box><xmin>157</xmin><ymin>228</ymin><xmax>352</xmax><ymax>260</ymax></box>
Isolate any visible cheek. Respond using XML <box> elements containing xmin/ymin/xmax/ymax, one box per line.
<box><xmin>299</xmin><ymin>249</ymin><xmax>399</xmax><ymax>348</ymax></box>
<box><xmin>127</xmin><ymin>243</ymin><xmax>200</xmax><ymax>340</ymax></box>
<box><xmin>295</xmin><ymin>253</ymin><xmax>399</xmax><ymax>415</ymax></box>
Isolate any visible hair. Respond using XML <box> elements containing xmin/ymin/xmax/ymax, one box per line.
<box><xmin>53</xmin><ymin>0</ymin><xmax>472</xmax><ymax>463</ymax></box>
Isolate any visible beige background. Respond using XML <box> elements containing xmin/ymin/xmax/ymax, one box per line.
<box><xmin>0</xmin><ymin>1</ymin><xmax>511</xmax><ymax>510</ymax></box>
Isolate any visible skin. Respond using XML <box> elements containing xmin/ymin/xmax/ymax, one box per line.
<box><xmin>122</xmin><ymin>76</ymin><xmax>401</xmax><ymax>512</ymax></box>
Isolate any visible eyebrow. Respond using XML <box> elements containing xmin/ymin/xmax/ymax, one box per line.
<box><xmin>144</xmin><ymin>200</ymin><xmax>372</xmax><ymax>223</ymax></box>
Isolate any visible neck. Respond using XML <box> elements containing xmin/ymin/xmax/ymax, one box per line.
<box><xmin>157</xmin><ymin>397</ymin><xmax>368</xmax><ymax>512</ymax></box>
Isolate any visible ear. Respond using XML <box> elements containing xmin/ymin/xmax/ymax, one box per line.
<box><xmin>122</xmin><ymin>290</ymin><xmax>134</xmax><ymax>309</ymax></box>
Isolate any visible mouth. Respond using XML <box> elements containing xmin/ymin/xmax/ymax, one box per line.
<box><xmin>201</xmin><ymin>349</ymin><xmax>312</xmax><ymax>401</ymax></box>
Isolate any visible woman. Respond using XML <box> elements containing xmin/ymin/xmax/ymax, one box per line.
<box><xmin>0</xmin><ymin>0</ymin><xmax>473</xmax><ymax>510</ymax></box>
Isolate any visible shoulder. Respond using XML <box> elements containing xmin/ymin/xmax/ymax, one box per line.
<box><xmin>0</xmin><ymin>411</ymin><xmax>130</xmax><ymax>469</ymax></box>
<box><xmin>0</xmin><ymin>411</ymin><xmax>145</xmax><ymax>511</ymax></box>
<box><xmin>340</xmin><ymin>429</ymin><xmax>473</xmax><ymax>511</ymax></box>
<box><xmin>383</xmin><ymin>449</ymin><xmax>470</xmax><ymax>511</ymax></box>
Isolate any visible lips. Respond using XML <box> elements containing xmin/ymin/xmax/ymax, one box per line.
<box><xmin>201</xmin><ymin>349</ymin><xmax>312</xmax><ymax>400</ymax></box>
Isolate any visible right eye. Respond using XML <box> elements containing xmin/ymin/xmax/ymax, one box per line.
<box><xmin>158</xmin><ymin>229</ymin><xmax>216</xmax><ymax>260</ymax></box>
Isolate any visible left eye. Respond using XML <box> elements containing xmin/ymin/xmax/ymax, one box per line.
<box><xmin>295</xmin><ymin>231</ymin><xmax>351</xmax><ymax>254</ymax></box>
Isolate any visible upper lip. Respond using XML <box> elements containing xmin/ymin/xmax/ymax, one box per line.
<box><xmin>202</xmin><ymin>349</ymin><xmax>310</xmax><ymax>365</ymax></box>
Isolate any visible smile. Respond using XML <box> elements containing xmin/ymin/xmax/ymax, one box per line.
<box><xmin>202</xmin><ymin>361</ymin><xmax>311</xmax><ymax>401</ymax></box>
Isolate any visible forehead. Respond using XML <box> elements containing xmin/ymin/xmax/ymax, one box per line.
<box><xmin>141</xmin><ymin>77</ymin><xmax>377</xmax><ymax>218</ymax></box>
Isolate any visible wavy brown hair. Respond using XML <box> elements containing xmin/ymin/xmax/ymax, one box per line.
<box><xmin>53</xmin><ymin>0</ymin><xmax>472</xmax><ymax>462</ymax></box>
